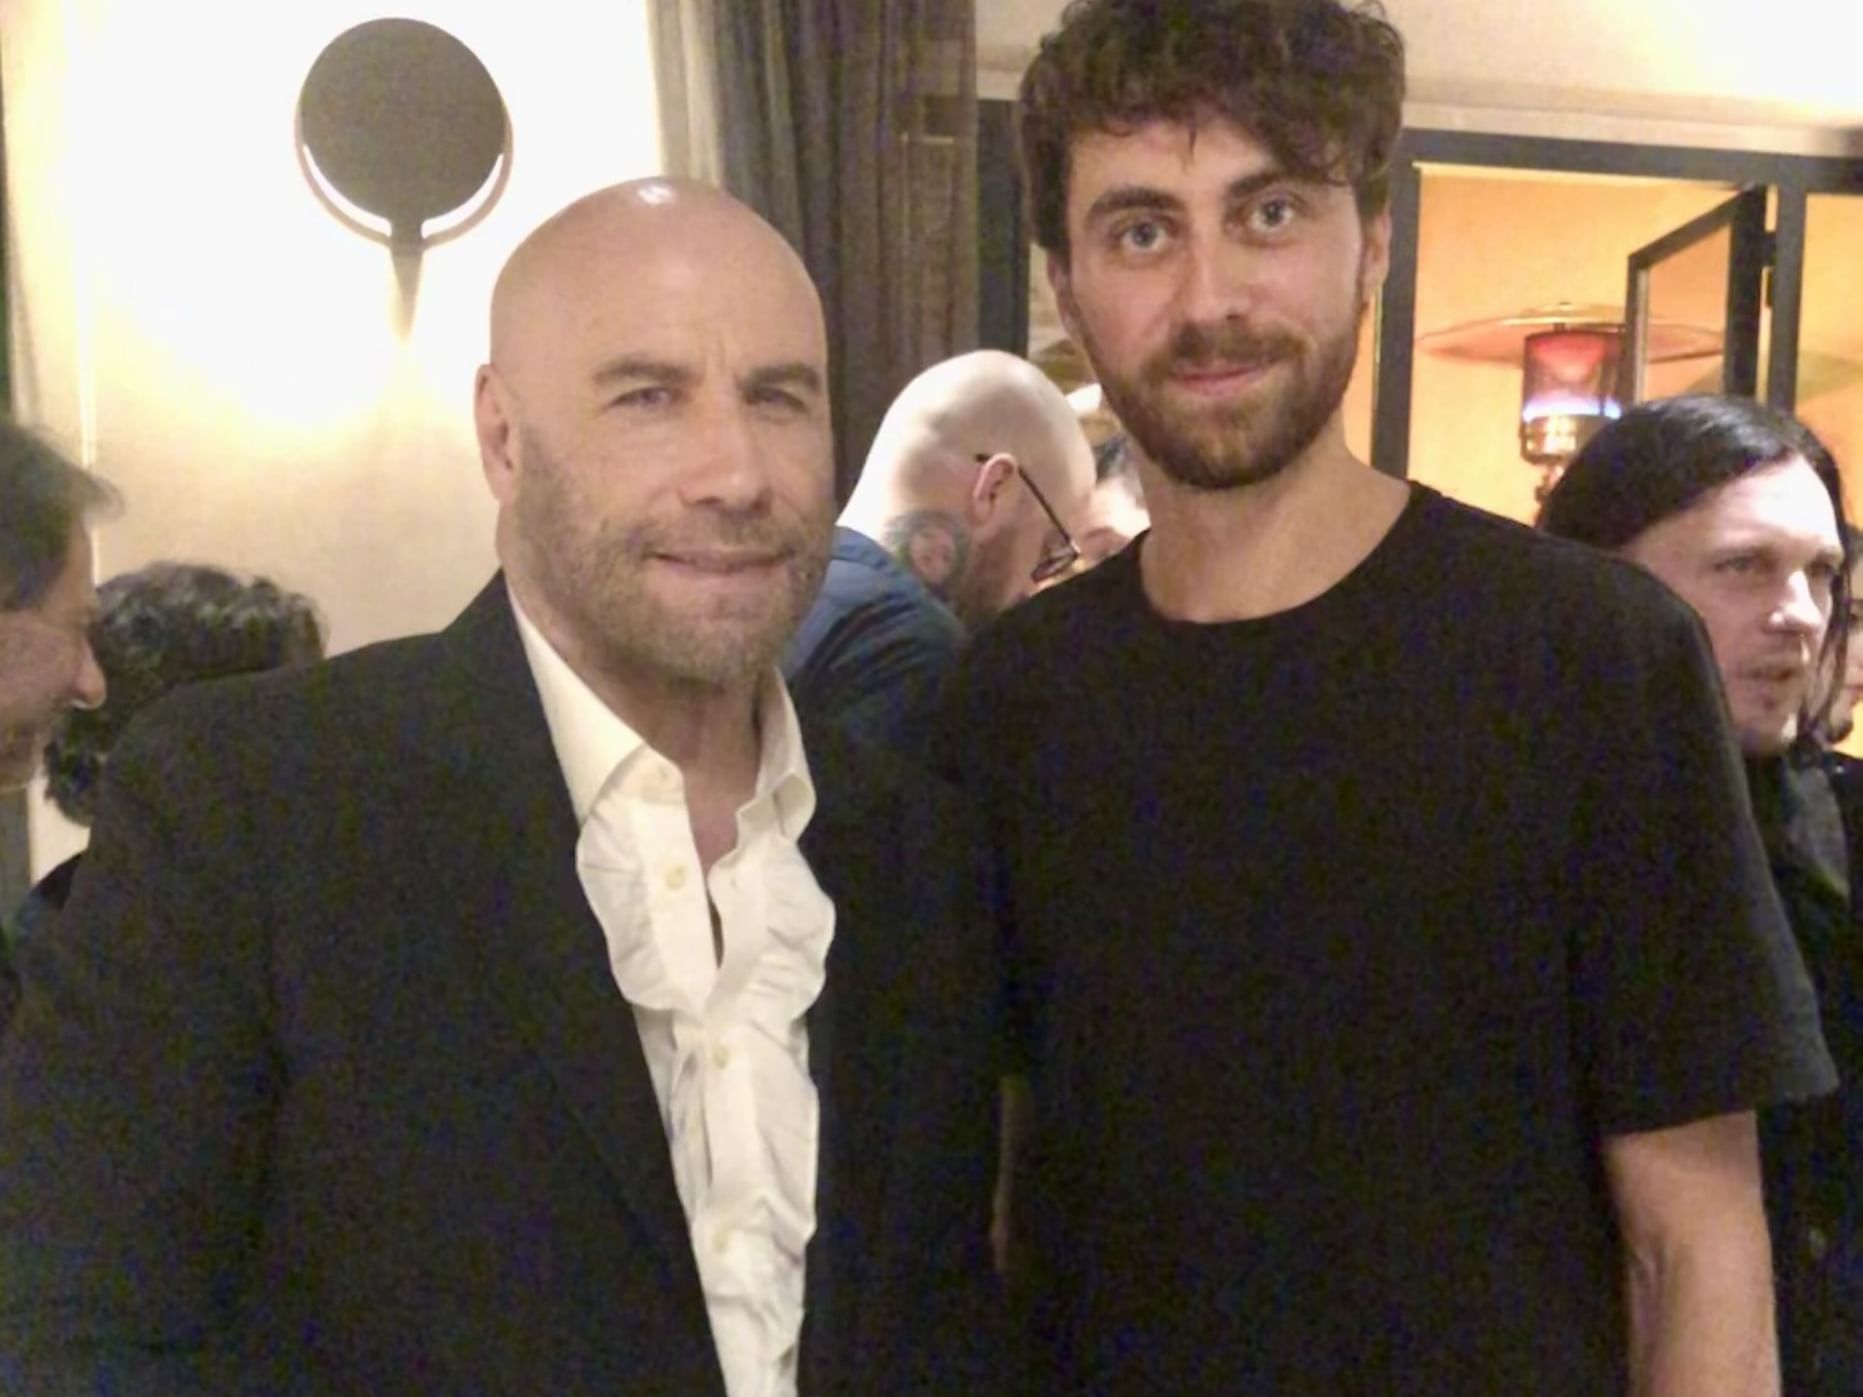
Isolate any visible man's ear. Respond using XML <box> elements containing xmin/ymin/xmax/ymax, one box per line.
<box><xmin>1359</xmin><ymin>206</ymin><xmax>1393</xmax><ymax>303</ymax></box>
<box><xmin>475</xmin><ymin>365</ymin><xmax>521</xmax><ymax>505</ymax></box>
<box><xmin>1046</xmin><ymin>251</ymin><xmax>1086</xmax><ymax>347</ymax></box>
<box><xmin>966</xmin><ymin>452</ymin><xmax>1021</xmax><ymax>529</ymax></box>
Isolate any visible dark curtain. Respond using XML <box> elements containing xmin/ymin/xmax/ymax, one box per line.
<box><xmin>976</xmin><ymin>99</ymin><xmax>1029</xmax><ymax>358</ymax></box>
<box><xmin>708</xmin><ymin>0</ymin><xmax>979</xmax><ymax>499</ymax></box>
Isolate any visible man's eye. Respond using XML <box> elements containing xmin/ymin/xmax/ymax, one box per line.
<box><xmin>1715</xmin><ymin>554</ymin><xmax>1764</xmax><ymax>575</ymax></box>
<box><xmin>750</xmin><ymin>388</ymin><xmax>808</xmax><ymax>415</ymax></box>
<box><xmin>614</xmin><ymin>385</ymin><xmax>675</xmax><ymax>410</ymax></box>
<box><xmin>1114</xmin><ymin>219</ymin><xmax>1169</xmax><ymax>254</ymax></box>
<box><xmin>1244</xmin><ymin>196</ymin><xmax>1300</xmax><ymax>235</ymax></box>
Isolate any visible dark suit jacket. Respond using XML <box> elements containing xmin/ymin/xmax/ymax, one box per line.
<box><xmin>0</xmin><ymin>579</ymin><xmax>1008</xmax><ymax>1395</ymax></box>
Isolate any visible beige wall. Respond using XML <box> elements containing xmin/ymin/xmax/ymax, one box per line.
<box><xmin>979</xmin><ymin>0</ymin><xmax>1863</xmax><ymax>147</ymax></box>
<box><xmin>5</xmin><ymin>0</ymin><xmax>665</xmax><ymax>874</ymax></box>
<box><xmin>1408</xmin><ymin>174</ymin><xmax>1737</xmax><ymax>523</ymax></box>
<box><xmin>1798</xmin><ymin>195</ymin><xmax>1863</xmax><ymax>507</ymax></box>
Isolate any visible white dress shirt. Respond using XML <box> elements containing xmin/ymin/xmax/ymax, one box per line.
<box><xmin>512</xmin><ymin>593</ymin><xmax>835</xmax><ymax>1397</ymax></box>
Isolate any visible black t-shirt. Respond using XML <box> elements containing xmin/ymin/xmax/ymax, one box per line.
<box><xmin>937</xmin><ymin>486</ymin><xmax>1834</xmax><ymax>1395</ymax></box>
<box><xmin>783</xmin><ymin>527</ymin><xmax>966</xmax><ymax>757</ymax></box>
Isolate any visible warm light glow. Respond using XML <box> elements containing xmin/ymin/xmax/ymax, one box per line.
<box><xmin>1520</xmin><ymin>327</ymin><xmax>1623</xmax><ymax>441</ymax></box>
<box><xmin>7</xmin><ymin>0</ymin><xmax>666</xmax><ymax>879</ymax></box>
<box><xmin>1523</xmin><ymin>395</ymin><xmax>1623</xmax><ymax>423</ymax></box>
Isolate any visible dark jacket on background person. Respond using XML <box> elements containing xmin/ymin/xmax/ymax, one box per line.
<box><xmin>783</xmin><ymin>527</ymin><xmax>966</xmax><ymax>759</ymax></box>
<box><xmin>0</xmin><ymin>578</ymin><xmax>1010</xmax><ymax>1396</ymax></box>
<box><xmin>1754</xmin><ymin>753</ymin><xmax>1863</xmax><ymax>1397</ymax></box>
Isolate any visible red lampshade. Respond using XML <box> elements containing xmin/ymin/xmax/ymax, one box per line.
<box><xmin>1519</xmin><ymin>328</ymin><xmax>1624</xmax><ymax>464</ymax></box>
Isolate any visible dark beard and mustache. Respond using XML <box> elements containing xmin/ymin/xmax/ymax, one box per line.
<box><xmin>1085</xmin><ymin>306</ymin><xmax>1364</xmax><ymax>494</ymax></box>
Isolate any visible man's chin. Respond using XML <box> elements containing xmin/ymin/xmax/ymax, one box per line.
<box><xmin>0</xmin><ymin>739</ymin><xmax>41</xmax><ymax>792</ymax></box>
<box><xmin>1737</xmin><ymin>721</ymin><xmax>1797</xmax><ymax>760</ymax></box>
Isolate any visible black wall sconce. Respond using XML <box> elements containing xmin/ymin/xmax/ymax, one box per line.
<box><xmin>296</xmin><ymin>19</ymin><xmax>511</xmax><ymax>333</ymax></box>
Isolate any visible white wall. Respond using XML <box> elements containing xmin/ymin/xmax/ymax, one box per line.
<box><xmin>5</xmin><ymin>0</ymin><xmax>666</xmax><ymax>874</ymax></box>
<box><xmin>978</xmin><ymin>0</ymin><xmax>1863</xmax><ymax>152</ymax></box>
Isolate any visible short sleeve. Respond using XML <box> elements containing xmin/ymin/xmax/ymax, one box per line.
<box><xmin>1564</xmin><ymin>589</ymin><xmax>1835</xmax><ymax>1137</ymax></box>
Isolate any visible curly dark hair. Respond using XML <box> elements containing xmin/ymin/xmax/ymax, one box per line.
<box><xmin>0</xmin><ymin>421</ymin><xmax>117</xmax><ymax>610</ymax></box>
<box><xmin>44</xmin><ymin>563</ymin><xmax>324</xmax><ymax>824</ymax></box>
<box><xmin>1018</xmin><ymin>0</ymin><xmax>1406</xmax><ymax>259</ymax></box>
<box><xmin>1540</xmin><ymin>394</ymin><xmax>1851</xmax><ymax>742</ymax></box>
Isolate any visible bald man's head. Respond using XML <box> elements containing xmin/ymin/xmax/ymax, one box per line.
<box><xmin>858</xmin><ymin>351</ymin><xmax>1091</xmax><ymax>507</ymax></box>
<box><xmin>474</xmin><ymin>179</ymin><xmax>835</xmax><ymax>698</ymax></box>
<box><xmin>487</xmin><ymin>179</ymin><xmax>824</xmax><ymax>404</ymax></box>
<box><xmin>843</xmin><ymin>350</ymin><xmax>1094</xmax><ymax>627</ymax></box>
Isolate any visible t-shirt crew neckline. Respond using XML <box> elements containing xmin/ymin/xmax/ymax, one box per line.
<box><xmin>1117</xmin><ymin>482</ymin><xmax>1435</xmax><ymax>640</ymax></box>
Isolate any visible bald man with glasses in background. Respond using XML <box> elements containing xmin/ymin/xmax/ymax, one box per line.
<box><xmin>784</xmin><ymin>349</ymin><xmax>1094</xmax><ymax>758</ymax></box>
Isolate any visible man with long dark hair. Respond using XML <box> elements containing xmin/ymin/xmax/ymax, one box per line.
<box><xmin>1543</xmin><ymin>394</ymin><xmax>1860</xmax><ymax>1397</ymax></box>
<box><xmin>936</xmin><ymin>2</ymin><xmax>1833</xmax><ymax>1392</ymax></box>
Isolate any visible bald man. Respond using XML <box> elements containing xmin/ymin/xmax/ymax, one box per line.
<box><xmin>0</xmin><ymin>183</ymin><xmax>1010</xmax><ymax>1395</ymax></box>
<box><xmin>784</xmin><ymin>350</ymin><xmax>1092</xmax><ymax>753</ymax></box>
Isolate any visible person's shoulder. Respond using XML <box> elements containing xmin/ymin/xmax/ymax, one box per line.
<box><xmin>1409</xmin><ymin>487</ymin><xmax>1701</xmax><ymax>632</ymax></box>
<box><xmin>107</xmin><ymin>626</ymin><xmax>452</xmax><ymax>792</ymax></box>
<box><xmin>1823</xmin><ymin>748</ymin><xmax>1863</xmax><ymax>802</ymax></box>
<box><xmin>964</xmin><ymin>541</ymin><xmax>1138</xmax><ymax>672</ymax></box>
<box><xmin>799</xmin><ymin>533</ymin><xmax>965</xmax><ymax>652</ymax></box>
<box><xmin>153</xmin><ymin>627</ymin><xmax>443</xmax><ymax>731</ymax></box>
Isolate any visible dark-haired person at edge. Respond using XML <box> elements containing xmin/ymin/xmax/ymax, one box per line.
<box><xmin>8</xmin><ymin>563</ymin><xmax>325</xmax><ymax>948</ymax></box>
<box><xmin>934</xmin><ymin>2</ymin><xmax>1833</xmax><ymax>1393</ymax></box>
<box><xmin>1543</xmin><ymin>395</ymin><xmax>1861</xmax><ymax>1397</ymax></box>
<box><xmin>0</xmin><ymin>424</ymin><xmax>110</xmax><ymax>1027</ymax></box>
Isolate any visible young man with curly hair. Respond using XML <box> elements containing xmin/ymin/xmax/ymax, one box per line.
<box><xmin>936</xmin><ymin>2</ymin><xmax>1832</xmax><ymax>1392</ymax></box>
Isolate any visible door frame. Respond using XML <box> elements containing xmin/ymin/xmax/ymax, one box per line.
<box><xmin>1372</xmin><ymin>130</ymin><xmax>1863</xmax><ymax>478</ymax></box>
<box><xmin>1620</xmin><ymin>185</ymin><xmax>1769</xmax><ymax>405</ymax></box>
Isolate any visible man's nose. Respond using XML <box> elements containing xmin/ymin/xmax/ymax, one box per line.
<box><xmin>68</xmin><ymin>639</ymin><xmax>106</xmax><ymax>711</ymax></box>
<box><xmin>1173</xmin><ymin>235</ymin><xmax>1256</xmax><ymax>326</ymax></box>
<box><xmin>681</xmin><ymin>405</ymin><xmax>774</xmax><ymax>511</ymax></box>
<box><xmin>1773</xmin><ymin>572</ymin><xmax>1828</xmax><ymax>638</ymax></box>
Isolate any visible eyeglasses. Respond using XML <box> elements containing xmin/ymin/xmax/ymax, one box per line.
<box><xmin>975</xmin><ymin>454</ymin><xmax>1080</xmax><ymax>584</ymax></box>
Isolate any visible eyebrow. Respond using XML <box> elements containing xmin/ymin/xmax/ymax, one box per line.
<box><xmin>588</xmin><ymin>356</ymin><xmax>824</xmax><ymax>399</ymax></box>
<box><xmin>1081</xmin><ymin>169</ymin><xmax>1298</xmax><ymax>230</ymax></box>
<box><xmin>590</xmin><ymin>356</ymin><xmax>695</xmax><ymax>388</ymax></box>
<box><xmin>742</xmin><ymin>362</ymin><xmax>825</xmax><ymax>398</ymax></box>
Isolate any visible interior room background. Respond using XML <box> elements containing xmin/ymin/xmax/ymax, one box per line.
<box><xmin>2</xmin><ymin>0</ymin><xmax>1860</xmax><ymax>897</ymax></box>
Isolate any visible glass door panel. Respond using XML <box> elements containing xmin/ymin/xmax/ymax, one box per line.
<box><xmin>1622</xmin><ymin>187</ymin><xmax>1767</xmax><ymax>404</ymax></box>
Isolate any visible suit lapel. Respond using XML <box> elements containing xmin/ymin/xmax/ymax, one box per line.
<box><xmin>416</xmin><ymin>580</ymin><xmax>706</xmax><ymax>1304</ymax></box>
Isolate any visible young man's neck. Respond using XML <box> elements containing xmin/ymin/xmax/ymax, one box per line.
<box><xmin>1137</xmin><ymin>418</ymin><xmax>1410</xmax><ymax>624</ymax></box>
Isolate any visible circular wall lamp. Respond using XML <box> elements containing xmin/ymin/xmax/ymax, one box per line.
<box><xmin>296</xmin><ymin>19</ymin><xmax>511</xmax><ymax>332</ymax></box>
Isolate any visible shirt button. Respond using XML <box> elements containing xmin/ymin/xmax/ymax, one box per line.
<box><xmin>712</xmin><ymin>1227</ymin><xmax>731</xmax><ymax>1255</ymax></box>
<box><xmin>665</xmin><ymin>866</ymin><xmax>687</xmax><ymax>891</ymax></box>
<box><xmin>710</xmin><ymin>1041</ymin><xmax>731</xmax><ymax>1069</ymax></box>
